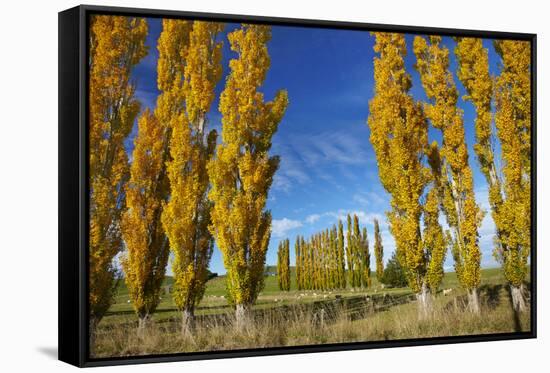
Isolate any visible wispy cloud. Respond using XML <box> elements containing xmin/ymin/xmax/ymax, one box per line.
<box><xmin>272</xmin><ymin>218</ymin><xmax>303</xmax><ymax>238</ymax></box>
<box><xmin>305</xmin><ymin>214</ymin><xmax>322</xmax><ymax>224</ymax></box>
<box><xmin>272</xmin><ymin>123</ymin><xmax>374</xmax><ymax>193</ymax></box>
<box><xmin>304</xmin><ymin>208</ymin><xmax>386</xmax><ymax>228</ymax></box>
<box><xmin>352</xmin><ymin>190</ymin><xmax>388</xmax><ymax>207</ymax></box>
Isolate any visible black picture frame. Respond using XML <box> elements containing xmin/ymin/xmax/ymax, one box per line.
<box><xmin>59</xmin><ymin>4</ymin><xmax>537</xmax><ymax>368</ymax></box>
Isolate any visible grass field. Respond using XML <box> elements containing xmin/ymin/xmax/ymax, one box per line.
<box><xmin>92</xmin><ymin>266</ymin><xmax>531</xmax><ymax>357</ymax></box>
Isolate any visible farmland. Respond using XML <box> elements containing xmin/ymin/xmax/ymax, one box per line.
<box><xmin>92</xmin><ymin>266</ymin><xmax>531</xmax><ymax>357</ymax></box>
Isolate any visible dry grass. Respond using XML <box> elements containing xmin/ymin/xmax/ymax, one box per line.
<box><xmin>91</xmin><ymin>284</ymin><xmax>530</xmax><ymax>358</ymax></box>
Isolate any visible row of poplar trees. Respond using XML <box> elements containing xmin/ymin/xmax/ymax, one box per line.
<box><xmin>368</xmin><ymin>33</ymin><xmax>531</xmax><ymax>316</ymax></box>
<box><xmin>278</xmin><ymin>215</ymin><xmax>386</xmax><ymax>291</ymax></box>
<box><xmin>88</xmin><ymin>15</ymin><xmax>288</xmax><ymax>337</ymax></box>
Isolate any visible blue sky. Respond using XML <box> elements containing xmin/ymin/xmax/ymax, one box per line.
<box><xmin>129</xmin><ymin>18</ymin><xmax>504</xmax><ymax>275</ymax></box>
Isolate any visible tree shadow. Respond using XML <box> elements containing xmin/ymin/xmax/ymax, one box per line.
<box><xmin>36</xmin><ymin>346</ymin><xmax>58</xmax><ymax>360</ymax></box>
<box><xmin>479</xmin><ymin>284</ymin><xmax>503</xmax><ymax>309</ymax></box>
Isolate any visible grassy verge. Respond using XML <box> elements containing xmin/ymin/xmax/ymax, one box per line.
<box><xmin>92</xmin><ymin>272</ymin><xmax>531</xmax><ymax>357</ymax></box>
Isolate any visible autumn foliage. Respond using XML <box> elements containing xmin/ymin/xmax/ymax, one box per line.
<box><xmin>277</xmin><ymin>239</ymin><xmax>291</xmax><ymax>291</ymax></box>
<box><xmin>88</xmin><ymin>15</ymin><xmax>148</xmax><ymax>328</ymax></box>
<box><xmin>121</xmin><ymin>109</ymin><xmax>170</xmax><ymax>328</ymax></box>
<box><xmin>207</xmin><ymin>24</ymin><xmax>289</xmax><ymax>325</ymax></box>
<box><xmin>414</xmin><ymin>36</ymin><xmax>482</xmax><ymax>312</ymax></box>
<box><xmin>294</xmin><ymin>215</ymin><xmax>370</xmax><ymax>291</ymax></box>
<box><xmin>456</xmin><ymin>38</ymin><xmax>531</xmax><ymax>311</ymax></box>
<box><xmin>373</xmin><ymin>219</ymin><xmax>384</xmax><ymax>282</ymax></box>
<box><xmin>159</xmin><ymin>20</ymin><xmax>224</xmax><ymax>333</ymax></box>
<box><xmin>368</xmin><ymin>32</ymin><xmax>447</xmax><ymax>316</ymax></box>
<box><xmin>87</xmin><ymin>14</ymin><xmax>532</xmax><ymax>349</ymax></box>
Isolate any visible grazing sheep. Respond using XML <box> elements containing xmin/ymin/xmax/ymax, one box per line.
<box><xmin>443</xmin><ymin>288</ymin><xmax>453</xmax><ymax>296</ymax></box>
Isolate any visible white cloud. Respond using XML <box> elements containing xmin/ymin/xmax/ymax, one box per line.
<box><xmin>271</xmin><ymin>123</ymin><xmax>374</xmax><ymax>192</ymax></box>
<box><xmin>352</xmin><ymin>191</ymin><xmax>388</xmax><ymax>207</ymax></box>
<box><xmin>271</xmin><ymin>218</ymin><xmax>303</xmax><ymax>238</ymax></box>
<box><xmin>330</xmin><ymin>209</ymin><xmax>386</xmax><ymax>226</ymax></box>
<box><xmin>305</xmin><ymin>214</ymin><xmax>322</xmax><ymax>224</ymax></box>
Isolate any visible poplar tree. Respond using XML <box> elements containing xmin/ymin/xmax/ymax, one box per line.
<box><xmin>455</xmin><ymin>38</ymin><xmax>531</xmax><ymax>311</ymax></box>
<box><xmin>367</xmin><ymin>32</ymin><xmax>447</xmax><ymax>317</ymax></box>
<box><xmin>277</xmin><ymin>241</ymin><xmax>283</xmax><ymax>289</ymax></box>
<box><xmin>330</xmin><ymin>225</ymin><xmax>338</xmax><ymax>289</ymax></box>
<box><xmin>493</xmin><ymin>40</ymin><xmax>531</xmax><ymax>311</ymax></box>
<box><xmin>88</xmin><ymin>15</ymin><xmax>148</xmax><ymax>333</ymax></box>
<box><xmin>374</xmin><ymin>219</ymin><xmax>385</xmax><ymax>282</ymax></box>
<box><xmin>346</xmin><ymin>215</ymin><xmax>355</xmax><ymax>288</ymax></box>
<box><xmin>295</xmin><ymin>236</ymin><xmax>303</xmax><ymax>290</ymax></box>
<box><xmin>337</xmin><ymin>219</ymin><xmax>346</xmax><ymax>288</ymax></box>
<box><xmin>346</xmin><ymin>214</ymin><xmax>368</xmax><ymax>288</ymax></box>
<box><xmin>360</xmin><ymin>226</ymin><xmax>372</xmax><ymax>288</ymax></box>
<box><xmin>414</xmin><ymin>36</ymin><xmax>482</xmax><ymax>312</ymax></box>
<box><xmin>208</xmin><ymin>24</ymin><xmax>289</xmax><ymax>328</ymax></box>
<box><xmin>423</xmin><ymin>158</ymin><xmax>449</xmax><ymax>295</ymax></box>
<box><xmin>277</xmin><ymin>239</ymin><xmax>291</xmax><ymax>291</ymax></box>
<box><xmin>121</xmin><ymin>109</ymin><xmax>170</xmax><ymax>333</ymax></box>
<box><xmin>303</xmin><ymin>236</ymin><xmax>311</xmax><ymax>289</ymax></box>
<box><xmin>160</xmin><ymin>20</ymin><xmax>224</xmax><ymax>334</ymax></box>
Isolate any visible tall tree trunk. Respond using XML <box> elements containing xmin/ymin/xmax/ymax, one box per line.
<box><xmin>137</xmin><ymin>314</ymin><xmax>149</xmax><ymax>338</ymax></box>
<box><xmin>468</xmin><ymin>288</ymin><xmax>480</xmax><ymax>313</ymax></box>
<box><xmin>510</xmin><ymin>284</ymin><xmax>527</xmax><ymax>312</ymax></box>
<box><xmin>181</xmin><ymin>307</ymin><xmax>196</xmax><ymax>336</ymax></box>
<box><xmin>235</xmin><ymin>303</ymin><xmax>251</xmax><ymax>331</ymax></box>
<box><xmin>416</xmin><ymin>282</ymin><xmax>432</xmax><ymax>319</ymax></box>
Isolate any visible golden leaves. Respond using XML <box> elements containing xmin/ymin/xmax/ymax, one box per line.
<box><xmin>88</xmin><ymin>15</ymin><xmax>148</xmax><ymax>321</ymax></box>
<box><xmin>121</xmin><ymin>109</ymin><xmax>170</xmax><ymax>318</ymax></box>
<box><xmin>368</xmin><ymin>32</ymin><xmax>431</xmax><ymax>293</ymax></box>
<box><xmin>160</xmin><ymin>20</ymin><xmax>223</xmax><ymax>312</ymax></box>
<box><xmin>208</xmin><ymin>24</ymin><xmax>288</xmax><ymax>306</ymax></box>
<box><xmin>414</xmin><ymin>36</ymin><xmax>481</xmax><ymax>292</ymax></box>
<box><xmin>374</xmin><ymin>219</ymin><xmax>384</xmax><ymax>281</ymax></box>
<box><xmin>493</xmin><ymin>40</ymin><xmax>531</xmax><ymax>287</ymax></box>
<box><xmin>456</xmin><ymin>38</ymin><xmax>531</xmax><ymax>288</ymax></box>
<box><xmin>277</xmin><ymin>239</ymin><xmax>290</xmax><ymax>291</ymax></box>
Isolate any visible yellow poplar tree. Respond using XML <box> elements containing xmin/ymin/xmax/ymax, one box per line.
<box><xmin>422</xmin><ymin>155</ymin><xmax>449</xmax><ymax>295</ymax></box>
<box><xmin>277</xmin><ymin>239</ymin><xmax>290</xmax><ymax>291</ymax></box>
<box><xmin>121</xmin><ymin>109</ymin><xmax>170</xmax><ymax>332</ymax></box>
<box><xmin>360</xmin><ymin>226</ymin><xmax>372</xmax><ymax>288</ymax></box>
<box><xmin>345</xmin><ymin>215</ymin><xmax>354</xmax><ymax>288</ymax></box>
<box><xmin>88</xmin><ymin>15</ymin><xmax>148</xmax><ymax>332</ymax></box>
<box><xmin>414</xmin><ymin>36</ymin><xmax>482</xmax><ymax>312</ymax></box>
<box><xmin>337</xmin><ymin>219</ymin><xmax>346</xmax><ymax>288</ymax></box>
<box><xmin>330</xmin><ymin>225</ymin><xmax>339</xmax><ymax>289</ymax></box>
<box><xmin>159</xmin><ymin>20</ymin><xmax>224</xmax><ymax>334</ymax></box>
<box><xmin>367</xmin><ymin>32</ymin><xmax>446</xmax><ymax>317</ymax></box>
<box><xmin>303</xmin><ymin>236</ymin><xmax>311</xmax><ymax>289</ymax></box>
<box><xmin>374</xmin><ymin>219</ymin><xmax>384</xmax><ymax>282</ymax></box>
<box><xmin>456</xmin><ymin>38</ymin><xmax>531</xmax><ymax>311</ymax></box>
<box><xmin>295</xmin><ymin>236</ymin><xmax>302</xmax><ymax>290</ymax></box>
<box><xmin>493</xmin><ymin>40</ymin><xmax>531</xmax><ymax>311</ymax></box>
<box><xmin>208</xmin><ymin>24</ymin><xmax>289</xmax><ymax>327</ymax></box>
<box><xmin>346</xmin><ymin>214</ymin><xmax>369</xmax><ymax>288</ymax></box>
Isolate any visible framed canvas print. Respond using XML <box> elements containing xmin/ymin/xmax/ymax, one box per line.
<box><xmin>58</xmin><ymin>4</ymin><xmax>537</xmax><ymax>367</ymax></box>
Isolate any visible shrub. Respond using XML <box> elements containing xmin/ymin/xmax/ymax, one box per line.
<box><xmin>381</xmin><ymin>252</ymin><xmax>408</xmax><ymax>288</ymax></box>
